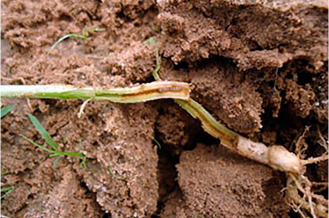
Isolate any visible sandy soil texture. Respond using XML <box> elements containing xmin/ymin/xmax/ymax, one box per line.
<box><xmin>1</xmin><ymin>0</ymin><xmax>328</xmax><ymax>217</ymax></box>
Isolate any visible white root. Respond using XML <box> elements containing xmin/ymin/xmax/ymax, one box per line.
<box><xmin>287</xmin><ymin>174</ymin><xmax>328</xmax><ymax>218</ymax></box>
<box><xmin>235</xmin><ymin>136</ymin><xmax>302</xmax><ymax>174</ymax></box>
<box><xmin>220</xmin><ymin>128</ymin><xmax>328</xmax><ymax>217</ymax></box>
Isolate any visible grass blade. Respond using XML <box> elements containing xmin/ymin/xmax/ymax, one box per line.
<box><xmin>143</xmin><ymin>36</ymin><xmax>155</xmax><ymax>45</ymax></box>
<box><xmin>83</xmin><ymin>28</ymin><xmax>105</xmax><ymax>36</ymax></box>
<box><xmin>79</xmin><ymin>156</ymin><xmax>87</xmax><ymax>169</ymax></box>
<box><xmin>23</xmin><ymin>115</ymin><xmax>85</xmax><ymax>159</ymax></box>
<box><xmin>48</xmin><ymin>28</ymin><xmax>105</xmax><ymax>55</ymax></box>
<box><xmin>50</xmin><ymin>151</ymin><xmax>84</xmax><ymax>157</ymax></box>
<box><xmin>1</xmin><ymin>187</ymin><xmax>15</xmax><ymax>199</ymax></box>
<box><xmin>1</xmin><ymin>105</ymin><xmax>15</xmax><ymax>119</ymax></box>
<box><xmin>27</xmin><ymin>113</ymin><xmax>59</xmax><ymax>150</ymax></box>
<box><xmin>53</xmin><ymin>156</ymin><xmax>61</xmax><ymax>168</ymax></box>
<box><xmin>48</xmin><ymin>34</ymin><xmax>85</xmax><ymax>54</ymax></box>
<box><xmin>1</xmin><ymin>187</ymin><xmax>15</xmax><ymax>192</ymax></box>
<box><xmin>152</xmin><ymin>137</ymin><xmax>162</xmax><ymax>149</ymax></box>
<box><xmin>20</xmin><ymin>134</ymin><xmax>55</xmax><ymax>154</ymax></box>
<box><xmin>22</xmin><ymin>134</ymin><xmax>84</xmax><ymax>158</ymax></box>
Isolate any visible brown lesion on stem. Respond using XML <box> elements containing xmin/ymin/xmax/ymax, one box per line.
<box><xmin>104</xmin><ymin>83</ymin><xmax>190</xmax><ymax>101</ymax></box>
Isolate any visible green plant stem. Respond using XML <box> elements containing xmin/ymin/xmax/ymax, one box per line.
<box><xmin>177</xmin><ymin>99</ymin><xmax>238</xmax><ymax>146</ymax></box>
<box><xmin>152</xmin><ymin>51</ymin><xmax>301</xmax><ymax>174</ymax></box>
<box><xmin>0</xmin><ymin>81</ymin><xmax>190</xmax><ymax>103</ymax></box>
<box><xmin>152</xmin><ymin>58</ymin><xmax>237</xmax><ymax>147</ymax></box>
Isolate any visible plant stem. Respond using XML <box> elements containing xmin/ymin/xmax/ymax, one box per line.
<box><xmin>0</xmin><ymin>81</ymin><xmax>190</xmax><ymax>103</ymax></box>
<box><xmin>152</xmin><ymin>53</ymin><xmax>301</xmax><ymax>174</ymax></box>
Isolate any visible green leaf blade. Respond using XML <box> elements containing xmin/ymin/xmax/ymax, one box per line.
<box><xmin>1</xmin><ymin>186</ymin><xmax>15</xmax><ymax>199</ymax></box>
<box><xmin>57</xmin><ymin>151</ymin><xmax>84</xmax><ymax>157</ymax></box>
<box><xmin>27</xmin><ymin>114</ymin><xmax>58</xmax><ymax>150</ymax></box>
<box><xmin>53</xmin><ymin>156</ymin><xmax>61</xmax><ymax>168</ymax></box>
<box><xmin>20</xmin><ymin>134</ymin><xmax>55</xmax><ymax>154</ymax></box>
<box><xmin>1</xmin><ymin>105</ymin><xmax>15</xmax><ymax>119</ymax></box>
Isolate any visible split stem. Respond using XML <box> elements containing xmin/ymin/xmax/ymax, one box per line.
<box><xmin>0</xmin><ymin>81</ymin><xmax>190</xmax><ymax>103</ymax></box>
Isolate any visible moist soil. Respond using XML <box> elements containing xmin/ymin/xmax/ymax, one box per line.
<box><xmin>1</xmin><ymin>0</ymin><xmax>328</xmax><ymax>217</ymax></box>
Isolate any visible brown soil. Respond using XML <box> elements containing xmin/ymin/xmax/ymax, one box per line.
<box><xmin>1</xmin><ymin>0</ymin><xmax>328</xmax><ymax>217</ymax></box>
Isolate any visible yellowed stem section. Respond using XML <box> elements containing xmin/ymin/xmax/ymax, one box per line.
<box><xmin>152</xmin><ymin>53</ymin><xmax>301</xmax><ymax>174</ymax></box>
<box><xmin>0</xmin><ymin>81</ymin><xmax>190</xmax><ymax>103</ymax></box>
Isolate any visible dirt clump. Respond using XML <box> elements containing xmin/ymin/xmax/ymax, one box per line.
<box><xmin>72</xmin><ymin>103</ymin><xmax>159</xmax><ymax>217</ymax></box>
<box><xmin>157</xmin><ymin>0</ymin><xmax>328</xmax><ymax>70</ymax></box>
<box><xmin>155</xmin><ymin>102</ymin><xmax>201</xmax><ymax>153</ymax></box>
<box><xmin>20</xmin><ymin>164</ymin><xmax>103</xmax><ymax>218</ymax></box>
<box><xmin>161</xmin><ymin>144</ymin><xmax>290</xmax><ymax>217</ymax></box>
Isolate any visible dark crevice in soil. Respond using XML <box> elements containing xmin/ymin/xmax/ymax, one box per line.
<box><xmin>116</xmin><ymin>9</ymin><xmax>131</xmax><ymax>22</ymax></box>
<box><xmin>319</xmin><ymin>187</ymin><xmax>328</xmax><ymax>199</ymax></box>
<box><xmin>152</xmin><ymin>145</ymin><xmax>180</xmax><ymax>218</ymax></box>
<box><xmin>260</xmin><ymin>103</ymin><xmax>304</xmax><ymax>146</ymax></box>
<box><xmin>102</xmin><ymin>213</ymin><xmax>111</xmax><ymax>218</ymax></box>
<box><xmin>152</xmin><ymin>107</ymin><xmax>207</xmax><ymax>217</ymax></box>
<box><xmin>189</xmin><ymin>128</ymin><xmax>220</xmax><ymax>150</ymax></box>
<box><xmin>152</xmin><ymin>111</ymin><xmax>222</xmax><ymax>217</ymax></box>
<box><xmin>58</xmin><ymin>14</ymin><xmax>72</xmax><ymax>22</ymax></box>
<box><xmin>296</xmin><ymin>71</ymin><xmax>314</xmax><ymax>86</ymax></box>
<box><xmin>172</xmin><ymin>60</ymin><xmax>189</xmax><ymax>70</ymax></box>
<box><xmin>288</xmin><ymin>208</ymin><xmax>302</xmax><ymax>218</ymax></box>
